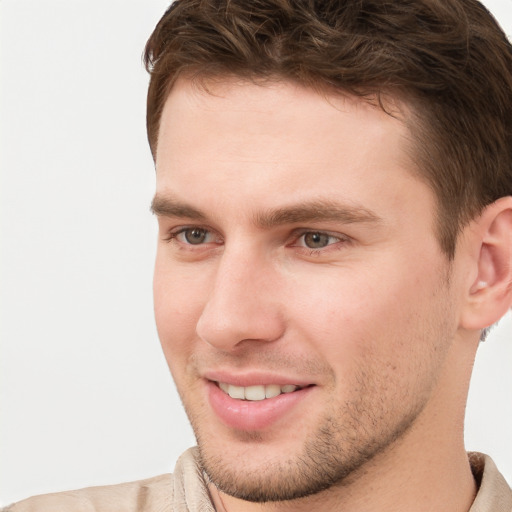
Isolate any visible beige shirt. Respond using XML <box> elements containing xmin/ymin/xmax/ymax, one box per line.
<box><xmin>4</xmin><ymin>449</ymin><xmax>511</xmax><ymax>512</ymax></box>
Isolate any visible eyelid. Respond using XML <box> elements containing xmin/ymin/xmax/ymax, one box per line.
<box><xmin>164</xmin><ymin>225</ymin><xmax>222</xmax><ymax>245</ymax></box>
<box><xmin>161</xmin><ymin>224</ymin><xmax>350</xmax><ymax>253</ymax></box>
<box><xmin>290</xmin><ymin>228</ymin><xmax>350</xmax><ymax>250</ymax></box>
<box><xmin>291</xmin><ymin>228</ymin><xmax>348</xmax><ymax>240</ymax></box>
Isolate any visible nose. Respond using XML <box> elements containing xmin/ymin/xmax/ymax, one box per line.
<box><xmin>196</xmin><ymin>248</ymin><xmax>285</xmax><ymax>351</ymax></box>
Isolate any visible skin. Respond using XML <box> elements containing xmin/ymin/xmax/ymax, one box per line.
<box><xmin>152</xmin><ymin>78</ymin><xmax>500</xmax><ymax>512</ymax></box>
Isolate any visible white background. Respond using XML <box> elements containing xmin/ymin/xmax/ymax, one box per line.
<box><xmin>1</xmin><ymin>0</ymin><xmax>511</xmax><ymax>506</ymax></box>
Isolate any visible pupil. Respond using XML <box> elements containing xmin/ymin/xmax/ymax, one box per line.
<box><xmin>305</xmin><ymin>232</ymin><xmax>329</xmax><ymax>248</ymax></box>
<box><xmin>186</xmin><ymin>228</ymin><xmax>206</xmax><ymax>244</ymax></box>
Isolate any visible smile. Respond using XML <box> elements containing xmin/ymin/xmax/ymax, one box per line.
<box><xmin>217</xmin><ymin>382</ymin><xmax>304</xmax><ymax>401</ymax></box>
<box><xmin>208</xmin><ymin>379</ymin><xmax>315</xmax><ymax>430</ymax></box>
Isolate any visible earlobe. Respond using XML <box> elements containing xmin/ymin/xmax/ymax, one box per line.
<box><xmin>461</xmin><ymin>197</ymin><xmax>512</xmax><ymax>332</ymax></box>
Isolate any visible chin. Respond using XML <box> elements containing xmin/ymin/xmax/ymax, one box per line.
<box><xmin>192</xmin><ymin>405</ymin><xmax>418</xmax><ymax>503</ymax></box>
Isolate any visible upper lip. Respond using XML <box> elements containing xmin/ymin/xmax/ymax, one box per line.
<box><xmin>202</xmin><ymin>370</ymin><xmax>315</xmax><ymax>388</ymax></box>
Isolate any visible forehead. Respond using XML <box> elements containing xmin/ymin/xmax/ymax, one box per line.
<box><xmin>155</xmin><ymin>77</ymin><xmax>426</xmax><ymax>220</ymax></box>
<box><xmin>157</xmin><ymin>77</ymin><xmax>410</xmax><ymax>151</ymax></box>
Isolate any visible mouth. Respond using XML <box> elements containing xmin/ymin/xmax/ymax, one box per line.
<box><xmin>216</xmin><ymin>382</ymin><xmax>306</xmax><ymax>401</ymax></box>
<box><xmin>207</xmin><ymin>378</ymin><xmax>315</xmax><ymax>430</ymax></box>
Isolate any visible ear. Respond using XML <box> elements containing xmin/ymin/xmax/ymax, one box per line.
<box><xmin>460</xmin><ymin>196</ymin><xmax>512</xmax><ymax>332</ymax></box>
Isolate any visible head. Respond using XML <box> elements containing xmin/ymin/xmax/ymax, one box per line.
<box><xmin>145</xmin><ymin>0</ymin><xmax>512</xmax><ymax>505</ymax></box>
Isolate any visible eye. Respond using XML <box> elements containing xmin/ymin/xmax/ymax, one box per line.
<box><xmin>168</xmin><ymin>226</ymin><xmax>219</xmax><ymax>246</ymax></box>
<box><xmin>181</xmin><ymin>227</ymin><xmax>209</xmax><ymax>245</ymax></box>
<box><xmin>297</xmin><ymin>231</ymin><xmax>341</xmax><ymax>249</ymax></box>
<box><xmin>302</xmin><ymin>232</ymin><xmax>332</xmax><ymax>249</ymax></box>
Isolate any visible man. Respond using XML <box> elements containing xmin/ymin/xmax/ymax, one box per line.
<box><xmin>5</xmin><ymin>0</ymin><xmax>512</xmax><ymax>510</ymax></box>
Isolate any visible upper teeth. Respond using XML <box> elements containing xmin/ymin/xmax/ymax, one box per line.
<box><xmin>218</xmin><ymin>382</ymin><xmax>300</xmax><ymax>401</ymax></box>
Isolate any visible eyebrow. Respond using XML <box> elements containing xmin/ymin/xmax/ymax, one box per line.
<box><xmin>151</xmin><ymin>194</ymin><xmax>382</xmax><ymax>227</ymax></box>
<box><xmin>151</xmin><ymin>194</ymin><xmax>207</xmax><ymax>221</ymax></box>
<box><xmin>255</xmin><ymin>200</ymin><xmax>382</xmax><ymax>228</ymax></box>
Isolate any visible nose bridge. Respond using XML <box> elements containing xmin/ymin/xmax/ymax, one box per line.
<box><xmin>196</xmin><ymin>243</ymin><xmax>284</xmax><ymax>350</ymax></box>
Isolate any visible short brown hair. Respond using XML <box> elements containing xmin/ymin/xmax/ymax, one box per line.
<box><xmin>144</xmin><ymin>0</ymin><xmax>512</xmax><ymax>257</ymax></box>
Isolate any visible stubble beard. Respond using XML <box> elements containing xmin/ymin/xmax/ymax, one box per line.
<box><xmin>190</xmin><ymin>374</ymin><xmax>430</xmax><ymax>503</ymax></box>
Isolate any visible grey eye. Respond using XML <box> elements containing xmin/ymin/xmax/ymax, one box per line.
<box><xmin>303</xmin><ymin>232</ymin><xmax>331</xmax><ymax>249</ymax></box>
<box><xmin>184</xmin><ymin>228</ymin><xmax>208</xmax><ymax>244</ymax></box>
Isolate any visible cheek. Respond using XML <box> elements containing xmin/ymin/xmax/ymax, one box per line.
<box><xmin>289</xmin><ymin>269</ymin><xmax>452</xmax><ymax>428</ymax></box>
<box><xmin>289</xmin><ymin>266</ymin><xmax>384</xmax><ymax>338</ymax></box>
<box><xmin>153</xmin><ymin>258</ymin><xmax>207</xmax><ymax>369</ymax></box>
<box><xmin>288</xmin><ymin>258</ymin><xmax>449</xmax><ymax>370</ymax></box>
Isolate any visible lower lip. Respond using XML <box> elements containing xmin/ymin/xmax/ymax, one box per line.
<box><xmin>207</xmin><ymin>381</ymin><xmax>313</xmax><ymax>431</ymax></box>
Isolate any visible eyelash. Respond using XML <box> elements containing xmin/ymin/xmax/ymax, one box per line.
<box><xmin>163</xmin><ymin>226</ymin><xmax>220</xmax><ymax>246</ymax></box>
<box><xmin>291</xmin><ymin>230</ymin><xmax>348</xmax><ymax>252</ymax></box>
<box><xmin>163</xmin><ymin>226</ymin><xmax>349</xmax><ymax>254</ymax></box>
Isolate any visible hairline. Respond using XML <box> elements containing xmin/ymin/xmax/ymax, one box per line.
<box><xmin>151</xmin><ymin>70</ymin><xmax>456</xmax><ymax>258</ymax></box>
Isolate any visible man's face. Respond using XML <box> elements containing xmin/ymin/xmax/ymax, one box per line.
<box><xmin>153</xmin><ymin>79</ymin><xmax>460</xmax><ymax>501</ymax></box>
